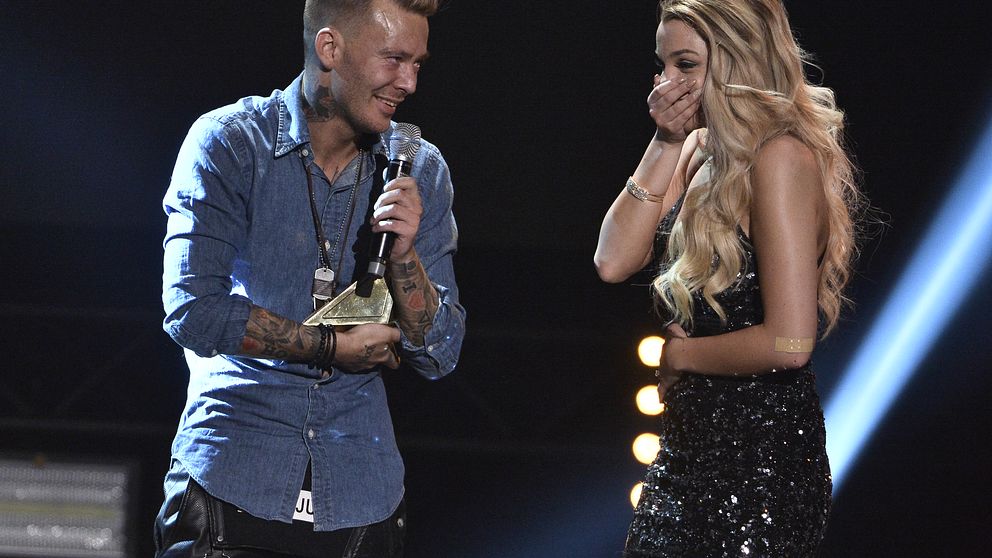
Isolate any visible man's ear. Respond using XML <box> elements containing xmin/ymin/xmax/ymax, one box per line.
<box><xmin>313</xmin><ymin>27</ymin><xmax>345</xmax><ymax>71</ymax></box>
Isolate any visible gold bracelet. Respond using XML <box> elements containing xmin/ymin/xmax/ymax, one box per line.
<box><xmin>625</xmin><ymin>176</ymin><xmax>665</xmax><ymax>203</ymax></box>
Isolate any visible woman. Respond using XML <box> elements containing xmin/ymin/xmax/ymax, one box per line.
<box><xmin>594</xmin><ymin>1</ymin><xmax>860</xmax><ymax>555</ymax></box>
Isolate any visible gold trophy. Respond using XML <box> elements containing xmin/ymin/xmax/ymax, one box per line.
<box><xmin>303</xmin><ymin>123</ymin><xmax>421</xmax><ymax>328</ymax></box>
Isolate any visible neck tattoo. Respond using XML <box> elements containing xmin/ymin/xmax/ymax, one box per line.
<box><xmin>303</xmin><ymin>86</ymin><xmax>337</xmax><ymax>123</ymax></box>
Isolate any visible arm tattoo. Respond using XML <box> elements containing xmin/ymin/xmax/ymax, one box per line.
<box><xmin>389</xmin><ymin>259</ymin><xmax>440</xmax><ymax>347</ymax></box>
<box><xmin>240</xmin><ymin>305</ymin><xmax>318</xmax><ymax>362</ymax></box>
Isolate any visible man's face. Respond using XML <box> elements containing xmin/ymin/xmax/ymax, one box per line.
<box><xmin>331</xmin><ymin>0</ymin><xmax>429</xmax><ymax>135</ymax></box>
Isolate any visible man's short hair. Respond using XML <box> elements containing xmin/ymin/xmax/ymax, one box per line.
<box><xmin>303</xmin><ymin>0</ymin><xmax>440</xmax><ymax>63</ymax></box>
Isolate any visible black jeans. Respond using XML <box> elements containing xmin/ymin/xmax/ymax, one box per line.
<box><xmin>154</xmin><ymin>476</ymin><xmax>405</xmax><ymax>558</ymax></box>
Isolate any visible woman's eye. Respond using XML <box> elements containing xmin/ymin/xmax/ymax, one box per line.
<box><xmin>677</xmin><ymin>60</ymin><xmax>698</xmax><ymax>70</ymax></box>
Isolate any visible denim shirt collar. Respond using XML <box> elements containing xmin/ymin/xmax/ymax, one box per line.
<box><xmin>274</xmin><ymin>73</ymin><xmax>310</xmax><ymax>158</ymax></box>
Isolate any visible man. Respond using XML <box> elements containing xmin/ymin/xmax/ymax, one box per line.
<box><xmin>154</xmin><ymin>0</ymin><xmax>464</xmax><ymax>556</ymax></box>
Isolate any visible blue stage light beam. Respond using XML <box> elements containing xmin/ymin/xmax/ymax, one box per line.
<box><xmin>825</xmin><ymin>111</ymin><xmax>992</xmax><ymax>490</ymax></box>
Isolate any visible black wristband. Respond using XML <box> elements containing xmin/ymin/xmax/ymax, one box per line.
<box><xmin>323</xmin><ymin>325</ymin><xmax>337</xmax><ymax>371</ymax></box>
<box><xmin>309</xmin><ymin>324</ymin><xmax>328</xmax><ymax>370</ymax></box>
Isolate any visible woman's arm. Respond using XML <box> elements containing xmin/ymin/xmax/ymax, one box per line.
<box><xmin>594</xmin><ymin>77</ymin><xmax>702</xmax><ymax>283</ymax></box>
<box><xmin>595</xmin><ymin>134</ymin><xmax>695</xmax><ymax>282</ymax></box>
<box><xmin>662</xmin><ymin>135</ymin><xmax>827</xmax><ymax>376</ymax></box>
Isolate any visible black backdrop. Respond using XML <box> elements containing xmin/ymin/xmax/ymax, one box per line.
<box><xmin>2</xmin><ymin>1</ymin><xmax>991</xmax><ymax>556</ymax></box>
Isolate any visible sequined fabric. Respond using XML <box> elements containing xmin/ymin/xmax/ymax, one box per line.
<box><xmin>624</xmin><ymin>195</ymin><xmax>832</xmax><ymax>557</ymax></box>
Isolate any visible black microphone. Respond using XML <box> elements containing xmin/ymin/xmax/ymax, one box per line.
<box><xmin>367</xmin><ymin>123</ymin><xmax>422</xmax><ymax>278</ymax></box>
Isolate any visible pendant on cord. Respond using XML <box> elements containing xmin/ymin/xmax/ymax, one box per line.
<box><xmin>312</xmin><ymin>267</ymin><xmax>336</xmax><ymax>310</ymax></box>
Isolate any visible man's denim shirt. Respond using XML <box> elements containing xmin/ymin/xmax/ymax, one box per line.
<box><xmin>161</xmin><ymin>74</ymin><xmax>465</xmax><ymax>531</ymax></box>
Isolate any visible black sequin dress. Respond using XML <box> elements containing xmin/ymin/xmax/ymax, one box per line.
<box><xmin>624</xmin><ymin>193</ymin><xmax>832</xmax><ymax>557</ymax></box>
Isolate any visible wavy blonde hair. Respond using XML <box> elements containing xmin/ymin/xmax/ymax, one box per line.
<box><xmin>653</xmin><ymin>0</ymin><xmax>860</xmax><ymax>336</ymax></box>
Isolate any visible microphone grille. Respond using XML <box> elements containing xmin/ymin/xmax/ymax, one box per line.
<box><xmin>389</xmin><ymin>122</ymin><xmax>422</xmax><ymax>161</ymax></box>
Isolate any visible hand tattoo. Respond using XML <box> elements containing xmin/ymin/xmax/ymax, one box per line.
<box><xmin>361</xmin><ymin>344</ymin><xmax>375</xmax><ymax>364</ymax></box>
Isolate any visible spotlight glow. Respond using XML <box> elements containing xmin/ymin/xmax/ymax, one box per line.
<box><xmin>632</xmin><ymin>433</ymin><xmax>661</xmax><ymax>465</ymax></box>
<box><xmin>630</xmin><ymin>482</ymin><xmax>644</xmax><ymax>507</ymax></box>
<box><xmin>635</xmin><ymin>385</ymin><xmax>666</xmax><ymax>416</ymax></box>
<box><xmin>638</xmin><ymin>336</ymin><xmax>665</xmax><ymax>367</ymax></box>
<box><xmin>825</xmin><ymin>112</ymin><xmax>992</xmax><ymax>490</ymax></box>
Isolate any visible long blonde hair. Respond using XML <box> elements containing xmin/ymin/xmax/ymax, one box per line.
<box><xmin>653</xmin><ymin>0</ymin><xmax>860</xmax><ymax>335</ymax></box>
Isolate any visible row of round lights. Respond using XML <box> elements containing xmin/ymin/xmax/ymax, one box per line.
<box><xmin>630</xmin><ymin>336</ymin><xmax>666</xmax><ymax>507</ymax></box>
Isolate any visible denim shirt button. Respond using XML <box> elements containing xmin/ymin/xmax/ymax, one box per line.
<box><xmin>301</xmin><ymin>148</ymin><xmax>310</xmax><ymax>157</ymax></box>
<box><xmin>307</xmin><ymin>429</ymin><xmax>315</xmax><ymax>439</ymax></box>
<box><xmin>427</xmin><ymin>344</ymin><xmax>435</xmax><ymax>352</ymax></box>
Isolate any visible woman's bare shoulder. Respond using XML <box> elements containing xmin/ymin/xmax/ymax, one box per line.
<box><xmin>752</xmin><ymin>135</ymin><xmax>820</xmax><ymax>195</ymax></box>
<box><xmin>754</xmin><ymin>135</ymin><xmax>817</xmax><ymax>176</ymax></box>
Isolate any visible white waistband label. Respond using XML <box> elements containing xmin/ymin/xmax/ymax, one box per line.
<box><xmin>293</xmin><ymin>489</ymin><xmax>314</xmax><ymax>523</ymax></box>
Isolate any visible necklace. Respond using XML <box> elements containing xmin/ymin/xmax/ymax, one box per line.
<box><xmin>302</xmin><ymin>149</ymin><xmax>365</xmax><ymax>308</ymax></box>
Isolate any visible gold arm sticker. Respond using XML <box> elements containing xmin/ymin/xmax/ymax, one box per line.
<box><xmin>775</xmin><ymin>337</ymin><xmax>814</xmax><ymax>353</ymax></box>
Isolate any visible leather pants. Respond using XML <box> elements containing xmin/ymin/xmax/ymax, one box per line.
<box><xmin>154</xmin><ymin>468</ymin><xmax>405</xmax><ymax>558</ymax></box>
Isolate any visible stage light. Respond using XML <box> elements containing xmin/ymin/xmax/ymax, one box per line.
<box><xmin>635</xmin><ymin>385</ymin><xmax>666</xmax><ymax>416</ymax></box>
<box><xmin>632</xmin><ymin>433</ymin><xmax>661</xmax><ymax>465</ymax></box>
<box><xmin>0</xmin><ymin>455</ymin><xmax>134</xmax><ymax>557</ymax></box>
<box><xmin>825</xmin><ymin>112</ymin><xmax>992</xmax><ymax>490</ymax></box>
<box><xmin>630</xmin><ymin>482</ymin><xmax>644</xmax><ymax>507</ymax></box>
<box><xmin>637</xmin><ymin>336</ymin><xmax>665</xmax><ymax>367</ymax></box>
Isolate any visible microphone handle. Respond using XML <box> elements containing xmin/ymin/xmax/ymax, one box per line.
<box><xmin>368</xmin><ymin>158</ymin><xmax>413</xmax><ymax>277</ymax></box>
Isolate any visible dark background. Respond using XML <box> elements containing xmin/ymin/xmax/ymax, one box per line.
<box><xmin>2</xmin><ymin>1</ymin><xmax>991</xmax><ymax>556</ymax></box>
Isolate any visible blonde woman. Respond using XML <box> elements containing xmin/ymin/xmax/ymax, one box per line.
<box><xmin>595</xmin><ymin>0</ymin><xmax>860</xmax><ymax>555</ymax></box>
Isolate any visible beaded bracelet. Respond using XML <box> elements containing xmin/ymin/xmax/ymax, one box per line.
<box><xmin>625</xmin><ymin>176</ymin><xmax>666</xmax><ymax>203</ymax></box>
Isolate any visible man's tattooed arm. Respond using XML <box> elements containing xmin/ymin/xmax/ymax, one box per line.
<box><xmin>388</xmin><ymin>257</ymin><xmax>440</xmax><ymax>347</ymax></box>
<box><xmin>240</xmin><ymin>305</ymin><xmax>320</xmax><ymax>362</ymax></box>
<box><xmin>238</xmin><ymin>305</ymin><xmax>400</xmax><ymax>372</ymax></box>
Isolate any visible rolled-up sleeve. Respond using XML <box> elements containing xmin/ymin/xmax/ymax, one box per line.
<box><xmin>398</xmin><ymin>145</ymin><xmax>466</xmax><ymax>380</ymax></box>
<box><xmin>162</xmin><ymin>116</ymin><xmax>253</xmax><ymax>357</ymax></box>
